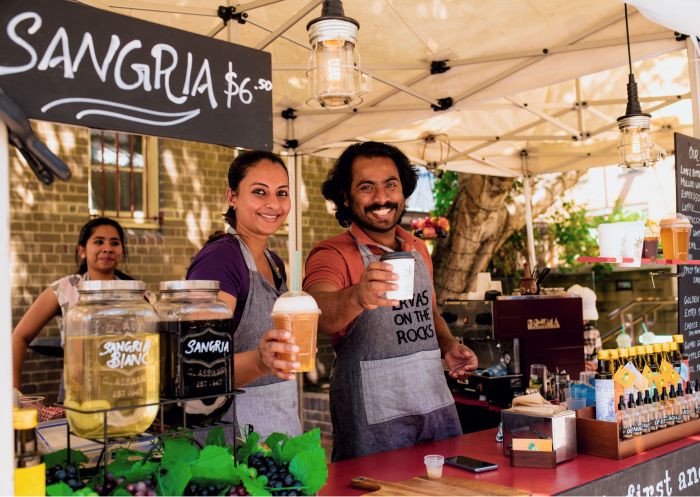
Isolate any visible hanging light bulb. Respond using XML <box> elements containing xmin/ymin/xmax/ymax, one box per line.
<box><xmin>307</xmin><ymin>0</ymin><xmax>370</xmax><ymax>108</ymax></box>
<box><xmin>617</xmin><ymin>4</ymin><xmax>657</xmax><ymax>168</ymax></box>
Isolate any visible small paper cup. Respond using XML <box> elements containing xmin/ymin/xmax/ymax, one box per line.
<box><xmin>424</xmin><ymin>454</ymin><xmax>444</xmax><ymax>480</ymax></box>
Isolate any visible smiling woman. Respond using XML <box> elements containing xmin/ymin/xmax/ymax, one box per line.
<box><xmin>11</xmin><ymin>217</ymin><xmax>136</xmax><ymax>397</ymax></box>
<box><xmin>186</xmin><ymin>150</ymin><xmax>303</xmax><ymax>440</ymax></box>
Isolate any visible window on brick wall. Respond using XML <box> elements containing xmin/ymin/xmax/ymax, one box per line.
<box><xmin>89</xmin><ymin>130</ymin><xmax>159</xmax><ymax>228</ymax></box>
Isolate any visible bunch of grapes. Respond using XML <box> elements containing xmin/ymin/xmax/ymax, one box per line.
<box><xmin>185</xmin><ymin>482</ymin><xmax>228</xmax><ymax>496</ymax></box>
<box><xmin>247</xmin><ymin>453</ymin><xmax>304</xmax><ymax>496</ymax></box>
<box><xmin>46</xmin><ymin>463</ymin><xmax>86</xmax><ymax>491</ymax></box>
<box><xmin>228</xmin><ymin>484</ymin><xmax>250</xmax><ymax>496</ymax></box>
<box><xmin>123</xmin><ymin>475</ymin><xmax>157</xmax><ymax>496</ymax></box>
<box><xmin>92</xmin><ymin>472</ymin><xmax>125</xmax><ymax>495</ymax></box>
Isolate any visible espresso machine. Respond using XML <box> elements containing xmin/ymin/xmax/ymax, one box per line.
<box><xmin>441</xmin><ymin>299</ymin><xmax>523</xmax><ymax>408</ymax></box>
<box><xmin>441</xmin><ymin>295</ymin><xmax>585</xmax><ymax>407</ymax></box>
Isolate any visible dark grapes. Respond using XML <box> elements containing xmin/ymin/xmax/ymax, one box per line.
<box><xmin>45</xmin><ymin>464</ymin><xmax>85</xmax><ymax>491</ymax></box>
<box><xmin>122</xmin><ymin>474</ymin><xmax>157</xmax><ymax>496</ymax></box>
<box><xmin>185</xmin><ymin>481</ymin><xmax>229</xmax><ymax>496</ymax></box>
<box><xmin>246</xmin><ymin>453</ymin><xmax>305</xmax><ymax>496</ymax></box>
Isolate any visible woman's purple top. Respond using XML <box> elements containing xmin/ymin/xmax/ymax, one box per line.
<box><xmin>186</xmin><ymin>235</ymin><xmax>286</xmax><ymax>331</ymax></box>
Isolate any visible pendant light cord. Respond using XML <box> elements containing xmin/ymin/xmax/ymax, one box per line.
<box><xmin>625</xmin><ymin>4</ymin><xmax>632</xmax><ymax>75</ymax></box>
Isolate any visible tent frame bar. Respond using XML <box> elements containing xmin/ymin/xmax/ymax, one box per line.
<box><xmin>255</xmin><ymin>0</ymin><xmax>321</xmax><ymax>50</ymax></box>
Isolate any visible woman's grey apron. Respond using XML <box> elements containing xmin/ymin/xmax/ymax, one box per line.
<box><xmin>228</xmin><ymin>228</ymin><xmax>302</xmax><ymax>440</ymax></box>
<box><xmin>329</xmin><ymin>237</ymin><xmax>461</xmax><ymax>461</ymax></box>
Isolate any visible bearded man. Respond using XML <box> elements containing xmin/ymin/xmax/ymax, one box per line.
<box><xmin>303</xmin><ymin>141</ymin><xmax>477</xmax><ymax>461</ymax></box>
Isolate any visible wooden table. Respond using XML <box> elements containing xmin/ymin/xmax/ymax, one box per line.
<box><xmin>321</xmin><ymin>428</ymin><xmax>700</xmax><ymax>496</ymax></box>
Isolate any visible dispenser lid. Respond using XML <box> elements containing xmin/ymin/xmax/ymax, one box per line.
<box><xmin>79</xmin><ymin>280</ymin><xmax>145</xmax><ymax>292</ymax></box>
<box><xmin>160</xmin><ymin>280</ymin><xmax>220</xmax><ymax>291</ymax></box>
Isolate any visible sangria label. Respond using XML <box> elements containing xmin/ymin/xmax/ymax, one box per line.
<box><xmin>159</xmin><ymin>319</ymin><xmax>233</xmax><ymax>398</ymax></box>
<box><xmin>100</xmin><ymin>339</ymin><xmax>153</xmax><ymax>369</ymax></box>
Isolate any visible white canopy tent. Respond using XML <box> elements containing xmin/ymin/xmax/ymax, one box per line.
<box><xmin>70</xmin><ymin>0</ymin><xmax>697</xmax><ymax>257</ymax></box>
<box><xmin>1</xmin><ymin>1</ymin><xmax>698</xmax><ymax>490</ymax></box>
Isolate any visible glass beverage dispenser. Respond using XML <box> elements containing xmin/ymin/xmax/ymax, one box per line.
<box><xmin>155</xmin><ymin>280</ymin><xmax>234</xmax><ymax>427</ymax></box>
<box><xmin>64</xmin><ymin>280</ymin><xmax>159</xmax><ymax>438</ymax></box>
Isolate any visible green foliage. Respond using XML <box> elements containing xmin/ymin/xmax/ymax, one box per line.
<box><xmin>47</xmin><ymin>482</ymin><xmax>97</xmax><ymax>496</ymax></box>
<box><xmin>44</xmin><ymin>427</ymin><xmax>327</xmax><ymax>496</ymax></box>
<box><xmin>432</xmin><ymin>171</ymin><xmax>459</xmax><ymax>217</ymax></box>
<box><xmin>44</xmin><ymin>449</ymin><xmax>88</xmax><ymax>469</ymax></box>
<box><xmin>489</xmin><ymin>201</ymin><xmax>643</xmax><ymax>274</ymax></box>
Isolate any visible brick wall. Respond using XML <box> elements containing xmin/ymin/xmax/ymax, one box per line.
<box><xmin>11</xmin><ymin>123</ymin><xmax>250</xmax><ymax>399</ymax></box>
<box><xmin>11</xmin><ymin>123</ymin><xmax>341</xmax><ymax>441</ymax></box>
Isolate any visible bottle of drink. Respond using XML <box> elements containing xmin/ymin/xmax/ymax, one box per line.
<box><xmin>627</xmin><ymin>393</ymin><xmax>641</xmax><ymax>437</ymax></box>
<box><xmin>636</xmin><ymin>391</ymin><xmax>650</xmax><ymax>434</ymax></box>
<box><xmin>609</xmin><ymin>349</ymin><xmax>620</xmax><ymax>375</ymax></box>
<box><xmin>595</xmin><ymin>350</ymin><xmax>616</xmax><ymax>422</ymax></box>
<box><xmin>685</xmin><ymin>381</ymin><xmax>698</xmax><ymax>420</ymax></box>
<box><xmin>618</xmin><ymin>395</ymin><xmax>632</xmax><ymax>440</ymax></box>
<box><xmin>694</xmin><ymin>380</ymin><xmax>700</xmax><ymax>418</ymax></box>
<box><xmin>669</xmin><ymin>385</ymin><xmax>683</xmax><ymax>425</ymax></box>
<box><xmin>14</xmin><ymin>408</ymin><xmax>45</xmax><ymax>496</ymax></box>
<box><xmin>661</xmin><ymin>386</ymin><xmax>674</xmax><ymax>427</ymax></box>
<box><xmin>653</xmin><ymin>388</ymin><xmax>666</xmax><ymax>430</ymax></box>
<box><xmin>644</xmin><ymin>390</ymin><xmax>657</xmax><ymax>432</ymax></box>
<box><xmin>677</xmin><ymin>382</ymin><xmax>690</xmax><ymax>423</ymax></box>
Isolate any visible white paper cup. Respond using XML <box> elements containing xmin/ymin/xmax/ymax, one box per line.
<box><xmin>424</xmin><ymin>455</ymin><xmax>444</xmax><ymax>480</ymax></box>
<box><xmin>597</xmin><ymin>223</ymin><xmax>625</xmax><ymax>260</ymax></box>
<box><xmin>380</xmin><ymin>252</ymin><xmax>415</xmax><ymax>301</ymax></box>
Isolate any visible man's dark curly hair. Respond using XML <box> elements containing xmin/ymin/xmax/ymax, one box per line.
<box><xmin>321</xmin><ymin>141</ymin><xmax>417</xmax><ymax>228</ymax></box>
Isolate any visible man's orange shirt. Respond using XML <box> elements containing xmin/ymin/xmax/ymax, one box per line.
<box><xmin>303</xmin><ymin>222</ymin><xmax>435</xmax><ymax>340</ymax></box>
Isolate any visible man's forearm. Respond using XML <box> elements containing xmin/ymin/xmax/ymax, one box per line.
<box><xmin>434</xmin><ymin>310</ymin><xmax>457</xmax><ymax>356</ymax></box>
<box><xmin>308</xmin><ymin>285</ymin><xmax>365</xmax><ymax>334</ymax></box>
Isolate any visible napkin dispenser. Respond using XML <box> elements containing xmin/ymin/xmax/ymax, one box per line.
<box><xmin>502</xmin><ymin>408</ymin><xmax>577</xmax><ymax>463</ymax></box>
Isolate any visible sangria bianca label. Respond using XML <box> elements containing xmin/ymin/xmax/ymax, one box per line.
<box><xmin>100</xmin><ymin>338</ymin><xmax>153</xmax><ymax>368</ymax></box>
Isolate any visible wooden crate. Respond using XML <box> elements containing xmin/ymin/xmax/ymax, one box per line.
<box><xmin>575</xmin><ymin>406</ymin><xmax>700</xmax><ymax>459</ymax></box>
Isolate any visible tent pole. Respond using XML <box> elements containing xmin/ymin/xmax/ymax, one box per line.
<box><xmin>687</xmin><ymin>38</ymin><xmax>700</xmax><ymax>138</ymax></box>
<box><xmin>0</xmin><ymin>124</ymin><xmax>14</xmax><ymax>494</ymax></box>
<box><xmin>520</xmin><ymin>150</ymin><xmax>536</xmax><ymax>271</ymax></box>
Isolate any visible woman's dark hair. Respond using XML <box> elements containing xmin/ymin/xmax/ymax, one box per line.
<box><xmin>75</xmin><ymin>217</ymin><xmax>132</xmax><ymax>279</ymax></box>
<box><xmin>321</xmin><ymin>141</ymin><xmax>418</xmax><ymax>228</ymax></box>
<box><xmin>222</xmin><ymin>150</ymin><xmax>288</xmax><ymax>229</ymax></box>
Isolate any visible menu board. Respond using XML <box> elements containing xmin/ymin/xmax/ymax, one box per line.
<box><xmin>0</xmin><ymin>0</ymin><xmax>272</xmax><ymax>149</ymax></box>
<box><xmin>675</xmin><ymin>132</ymin><xmax>700</xmax><ymax>381</ymax></box>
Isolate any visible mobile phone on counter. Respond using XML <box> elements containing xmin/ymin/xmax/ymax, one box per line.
<box><xmin>444</xmin><ymin>455</ymin><xmax>499</xmax><ymax>473</ymax></box>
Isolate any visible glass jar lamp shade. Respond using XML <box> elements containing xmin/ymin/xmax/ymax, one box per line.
<box><xmin>617</xmin><ymin>114</ymin><xmax>657</xmax><ymax>168</ymax></box>
<box><xmin>307</xmin><ymin>19</ymin><xmax>369</xmax><ymax>108</ymax></box>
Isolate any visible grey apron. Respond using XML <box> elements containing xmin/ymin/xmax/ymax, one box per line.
<box><xmin>228</xmin><ymin>228</ymin><xmax>302</xmax><ymax>440</ymax></box>
<box><xmin>329</xmin><ymin>237</ymin><xmax>461</xmax><ymax>461</ymax></box>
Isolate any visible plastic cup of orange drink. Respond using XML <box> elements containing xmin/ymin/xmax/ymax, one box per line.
<box><xmin>271</xmin><ymin>291</ymin><xmax>321</xmax><ymax>372</ymax></box>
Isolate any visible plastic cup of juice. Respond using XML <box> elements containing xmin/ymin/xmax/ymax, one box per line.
<box><xmin>271</xmin><ymin>291</ymin><xmax>321</xmax><ymax>373</ymax></box>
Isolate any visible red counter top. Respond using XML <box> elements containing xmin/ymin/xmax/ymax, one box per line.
<box><xmin>320</xmin><ymin>428</ymin><xmax>700</xmax><ymax>496</ymax></box>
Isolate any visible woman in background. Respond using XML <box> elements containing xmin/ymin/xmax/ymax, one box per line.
<box><xmin>12</xmin><ymin>217</ymin><xmax>133</xmax><ymax>393</ymax></box>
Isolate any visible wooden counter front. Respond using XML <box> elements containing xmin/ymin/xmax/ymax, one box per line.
<box><xmin>321</xmin><ymin>428</ymin><xmax>700</xmax><ymax>496</ymax></box>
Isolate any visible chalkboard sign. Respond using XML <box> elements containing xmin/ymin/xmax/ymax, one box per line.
<box><xmin>560</xmin><ymin>442</ymin><xmax>700</xmax><ymax>496</ymax></box>
<box><xmin>675</xmin><ymin>132</ymin><xmax>700</xmax><ymax>382</ymax></box>
<box><xmin>0</xmin><ymin>0</ymin><xmax>272</xmax><ymax>150</ymax></box>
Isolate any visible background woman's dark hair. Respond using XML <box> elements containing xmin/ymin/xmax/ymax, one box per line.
<box><xmin>321</xmin><ymin>141</ymin><xmax>418</xmax><ymax>228</ymax></box>
<box><xmin>222</xmin><ymin>150</ymin><xmax>288</xmax><ymax>229</ymax></box>
<box><xmin>75</xmin><ymin>217</ymin><xmax>132</xmax><ymax>279</ymax></box>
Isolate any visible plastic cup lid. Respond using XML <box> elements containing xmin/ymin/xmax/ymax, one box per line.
<box><xmin>271</xmin><ymin>290</ymin><xmax>321</xmax><ymax>314</ymax></box>
<box><xmin>379</xmin><ymin>251</ymin><xmax>414</xmax><ymax>261</ymax></box>
<box><xmin>660</xmin><ymin>213</ymin><xmax>691</xmax><ymax>227</ymax></box>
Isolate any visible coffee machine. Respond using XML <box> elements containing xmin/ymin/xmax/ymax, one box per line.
<box><xmin>441</xmin><ymin>295</ymin><xmax>585</xmax><ymax>406</ymax></box>
<box><xmin>441</xmin><ymin>299</ymin><xmax>523</xmax><ymax>407</ymax></box>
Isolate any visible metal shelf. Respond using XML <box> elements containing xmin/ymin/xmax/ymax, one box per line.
<box><xmin>576</xmin><ymin>256</ymin><xmax>700</xmax><ymax>265</ymax></box>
